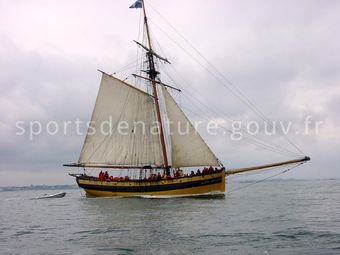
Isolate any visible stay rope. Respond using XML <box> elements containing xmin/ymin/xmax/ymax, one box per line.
<box><xmin>226</xmin><ymin>163</ymin><xmax>304</xmax><ymax>195</ymax></box>
<box><xmin>145</xmin><ymin>1</ymin><xmax>305</xmax><ymax>158</ymax></box>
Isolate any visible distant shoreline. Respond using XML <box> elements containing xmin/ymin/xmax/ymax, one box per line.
<box><xmin>0</xmin><ymin>185</ymin><xmax>77</xmax><ymax>192</ymax></box>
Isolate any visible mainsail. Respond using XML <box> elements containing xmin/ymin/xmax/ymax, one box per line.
<box><xmin>162</xmin><ymin>87</ymin><xmax>221</xmax><ymax>168</ymax></box>
<box><xmin>78</xmin><ymin>72</ymin><xmax>163</xmax><ymax>167</ymax></box>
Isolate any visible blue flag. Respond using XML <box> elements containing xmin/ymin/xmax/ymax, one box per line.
<box><xmin>129</xmin><ymin>0</ymin><xmax>142</xmax><ymax>9</ymax></box>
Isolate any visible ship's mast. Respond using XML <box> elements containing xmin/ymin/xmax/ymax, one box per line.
<box><xmin>141</xmin><ymin>0</ymin><xmax>169</xmax><ymax>169</ymax></box>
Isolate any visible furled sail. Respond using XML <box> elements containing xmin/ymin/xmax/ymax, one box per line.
<box><xmin>162</xmin><ymin>87</ymin><xmax>221</xmax><ymax>168</ymax></box>
<box><xmin>78</xmin><ymin>72</ymin><xmax>163</xmax><ymax>167</ymax></box>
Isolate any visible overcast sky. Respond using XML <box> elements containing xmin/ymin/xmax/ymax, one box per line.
<box><xmin>0</xmin><ymin>0</ymin><xmax>339</xmax><ymax>186</ymax></box>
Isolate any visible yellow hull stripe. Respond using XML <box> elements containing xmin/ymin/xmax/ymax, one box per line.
<box><xmin>76</xmin><ymin>171</ymin><xmax>226</xmax><ymax>197</ymax></box>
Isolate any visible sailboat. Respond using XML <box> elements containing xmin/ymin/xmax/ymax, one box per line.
<box><xmin>64</xmin><ymin>0</ymin><xmax>310</xmax><ymax>197</ymax></box>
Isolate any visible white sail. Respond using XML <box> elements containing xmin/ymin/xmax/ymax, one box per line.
<box><xmin>78</xmin><ymin>72</ymin><xmax>163</xmax><ymax>167</ymax></box>
<box><xmin>162</xmin><ymin>87</ymin><xmax>221</xmax><ymax>168</ymax></box>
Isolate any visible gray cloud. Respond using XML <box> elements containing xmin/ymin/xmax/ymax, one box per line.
<box><xmin>0</xmin><ymin>0</ymin><xmax>339</xmax><ymax>186</ymax></box>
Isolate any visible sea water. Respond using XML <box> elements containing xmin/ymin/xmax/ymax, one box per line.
<box><xmin>1</xmin><ymin>180</ymin><xmax>339</xmax><ymax>255</ymax></box>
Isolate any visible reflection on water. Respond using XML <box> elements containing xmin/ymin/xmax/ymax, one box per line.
<box><xmin>1</xmin><ymin>180</ymin><xmax>340</xmax><ymax>255</ymax></box>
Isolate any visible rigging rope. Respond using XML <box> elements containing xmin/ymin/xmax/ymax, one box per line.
<box><xmin>181</xmin><ymin>105</ymin><xmax>301</xmax><ymax>158</ymax></box>
<box><xmin>151</xmin><ymin>24</ymin><xmax>302</xmax><ymax>157</ymax></box>
<box><xmin>159</xmin><ymin>67</ymin><xmax>302</xmax><ymax>158</ymax></box>
<box><xmin>146</xmin><ymin>2</ymin><xmax>305</xmax><ymax>157</ymax></box>
<box><xmin>135</xmin><ymin>8</ymin><xmax>143</xmax><ymax>77</ymax></box>
<box><xmin>227</xmin><ymin>163</ymin><xmax>304</xmax><ymax>194</ymax></box>
<box><xmin>111</xmin><ymin>57</ymin><xmax>142</xmax><ymax>75</ymax></box>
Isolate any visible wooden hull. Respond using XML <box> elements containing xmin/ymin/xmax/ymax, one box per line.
<box><xmin>76</xmin><ymin>170</ymin><xmax>225</xmax><ymax>197</ymax></box>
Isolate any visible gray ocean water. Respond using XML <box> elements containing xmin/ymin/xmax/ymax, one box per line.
<box><xmin>1</xmin><ymin>180</ymin><xmax>340</xmax><ymax>255</ymax></box>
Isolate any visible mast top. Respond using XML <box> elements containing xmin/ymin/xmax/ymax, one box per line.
<box><xmin>141</xmin><ymin>0</ymin><xmax>152</xmax><ymax>49</ymax></box>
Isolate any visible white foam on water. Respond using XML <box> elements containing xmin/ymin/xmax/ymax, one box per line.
<box><xmin>129</xmin><ymin>191</ymin><xmax>225</xmax><ymax>199</ymax></box>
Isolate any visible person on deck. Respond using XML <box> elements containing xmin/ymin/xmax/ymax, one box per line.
<box><xmin>174</xmin><ymin>169</ymin><xmax>179</xmax><ymax>178</ymax></box>
<box><xmin>99</xmin><ymin>171</ymin><xmax>104</xmax><ymax>180</ymax></box>
<box><xmin>104</xmin><ymin>171</ymin><xmax>109</xmax><ymax>180</ymax></box>
<box><xmin>190</xmin><ymin>170</ymin><xmax>195</xmax><ymax>176</ymax></box>
<box><xmin>148</xmin><ymin>174</ymin><xmax>154</xmax><ymax>181</ymax></box>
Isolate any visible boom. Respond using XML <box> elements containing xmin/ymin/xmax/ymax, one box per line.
<box><xmin>225</xmin><ymin>156</ymin><xmax>310</xmax><ymax>175</ymax></box>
